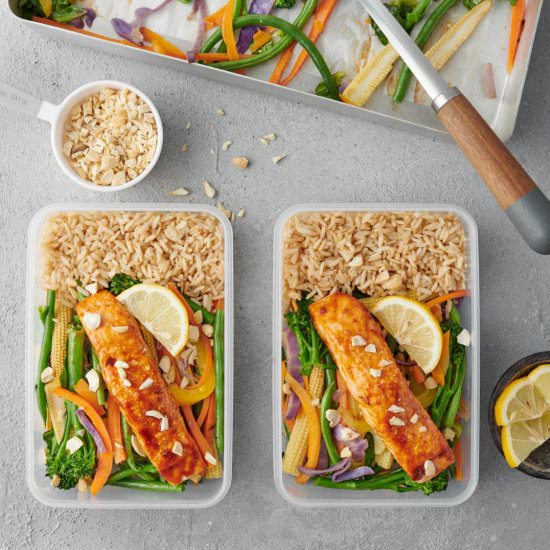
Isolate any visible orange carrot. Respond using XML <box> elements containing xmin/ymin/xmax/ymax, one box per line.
<box><xmin>454</xmin><ymin>438</ymin><xmax>463</xmax><ymax>480</ymax></box>
<box><xmin>202</xmin><ymin>394</ymin><xmax>217</xmax><ymax>444</ymax></box>
<box><xmin>431</xmin><ymin>305</ymin><xmax>443</xmax><ymax>323</ymax></box>
<box><xmin>141</xmin><ymin>27</ymin><xmax>187</xmax><ymax>59</ymax></box>
<box><xmin>280</xmin><ymin>0</ymin><xmax>338</xmax><ymax>86</ymax></box>
<box><xmin>222</xmin><ymin>0</ymin><xmax>239</xmax><ymax>61</ymax></box>
<box><xmin>205</xmin><ymin>5</ymin><xmax>226</xmax><ymax>29</ymax></box>
<box><xmin>53</xmin><ymin>387</ymin><xmax>113</xmax><ymax>495</ymax></box>
<box><xmin>183</xmin><ymin>405</ymin><xmax>215</xmax><ymax>458</ymax></box>
<box><xmin>336</xmin><ymin>370</ymin><xmax>349</xmax><ymax>410</ymax></box>
<box><xmin>106</xmin><ymin>395</ymin><xmax>126</xmax><ymax>464</ymax></box>
<box><xmin>507</xmin><ymin>0</ymin><xmax>525</xmax><ymax>73</ymax></box>
<box><xmin>269</xmin><ymin>47</ymin><xmax>294</xmax><ymax>83</ymax></box>
<box><xmin>409</xmin><ymin>364</ymin><xmax>426</xmax><ymax>384</ymax></box>
<box><xmin>432</xmin><ymin>331</ymin><xmax>450</xmax><ymax>386</ymax></box>
<box><xmin>196</xmin><ymin>396</ymin><xmax>210</xmax><ymax>429</ymax></box>
<box><xmin>426</xmin><ymin>289</ymin><xmax>471</xmax><ymax>309</ymax></box>
<box><xmin>74</xmin><ymin>378</ymin><xmax>105</xmax><ymax>416</ymax></box>
<box><xmin>214</xmin><ymin>298</ymin><xmax>225</xmax><ymax>310</ymax></box>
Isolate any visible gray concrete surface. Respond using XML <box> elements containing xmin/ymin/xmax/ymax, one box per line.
<box><xmin>1</xmin><ymin>3</ymin><xmax>550</xmax><ymax>549</ymax></box>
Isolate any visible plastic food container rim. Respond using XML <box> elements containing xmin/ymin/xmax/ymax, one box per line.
<box><xmin>272</xmin><ymin>203</ymin><xmax>480</xmax><ymax>507</ymax></box>
<box><xmin>25</xmin><ymin>202</ymin><xmax>234</xmax><ymax>509</ymax></box>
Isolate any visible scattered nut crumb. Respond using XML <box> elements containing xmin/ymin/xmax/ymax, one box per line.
<box><xmin>181</xmin><ymin>144</ymin><xmax>189</xmax><ymax>152</ymax></box>
<box><xmin>237</xmin><ymin>209</ymin><xmax>245</xmax><ymax>218</ymax></box>
<box><xmin>203</xmin><ymin>180</ymin><xmax>216</xmax><ymax>199</ymax></box>
<box><xmin>222</xmin><ymin>140</ymin><xmax>232</xmax><ymax>151</ymax></box>
<box><xmin>259</xmin><ymin>133</ymin><xmax>276</xmax><ymax>145</ymax></box>
<box><xmin>216</xmin><ymin>202</ymin><xmax>232</xmax><ymax>219</ymax></box>
<box><xmin>210</xmin><ymin>148</ymin><xmax>216</xmax><ymax>155</ymax></box>
<box><xmin>168</xmin><ymin>187</ymin><xmax>190</xmax><ymax>196</ymax></box>
<box><xmin>232</xmin><ymin>157</ymin><xmax>249</xmax><ymax>169</ymax></box>
<box><xmin>216</xmin><ymin>108</ymin><xmax>225</xmax><ymax>116</ymax></box>
<box><xmin>186</xmin><ymin>121</ymin><xmax>192</xmax><ymax>130</ymax></box>
<box><xmin>272</xmin><ymin>154</ymin><xmax>286</xmax><ymax>164</ymax></box>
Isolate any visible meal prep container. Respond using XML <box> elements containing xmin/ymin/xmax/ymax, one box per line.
<box><xmin>8</xmin><ymin>0</ymin><xmax>544</xmax><ymax>141</ymax></box>
<box><xmin>26</xmin><ymin>203</ymin><xmax>233</xmax><ymax>509</ymax></box>
<box><xmin>273</xmin><ymin>204</ymin><xmax>480</xmax><ymax>507</ymax></box>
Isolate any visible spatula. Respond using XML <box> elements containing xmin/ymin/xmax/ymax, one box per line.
<box><xmin>358</xmin><ymin>0</ymin><xmax>550</xmax><ymax>254</ymax></box>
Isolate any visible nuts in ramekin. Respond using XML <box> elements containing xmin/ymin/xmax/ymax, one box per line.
<box><xmin>62</xmin><ymin>88</ymin><xmax>158</xmax><ymax>187</ymax></box>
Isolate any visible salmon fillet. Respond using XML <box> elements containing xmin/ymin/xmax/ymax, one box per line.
<box><xmin>76</xmin><ymin>291</ymin><xmax>207</xmax><ymax>484</ymax></box>
<box><xmin>309</xmin><ymin>293</ymin><xmax>454</xmax><ymax>482</ymax></box>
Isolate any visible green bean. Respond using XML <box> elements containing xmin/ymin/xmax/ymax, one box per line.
<box><xmin>121</xmin><ymin>414</ymin><xmax>137</xmax><ymax>470</ymax></box>
<box><xmin>37</xmin><ymin>290</ymin><xmax>56</xmax><ymax>423</ymax></box>
<box><xmin>443</xmin><ymin>361</ymin><xmax>466</xmax><ymax>428</ymax></box>
<box><xmin>364</xmin><ymin>432</ymin><xmax>375</xmax><ymax>468</ymax></box>
<box><xmin>204</xmin><ymin>13</ymin><xmax>337</xmax><ymax>99</ymax></box>
<box><xmin>392</xmin><ymin>0</ymin><xmax>458</xmax><ymax>103</ymax></box>
<box><xmin>66</xmin><ymin>325</ymin><xmax>85</xmax><ymax>430</ymax></box>
<box><xmin>320</xmin><ymin>380</ymin><xmax>340</xmax><ymax>466</ymax></box>
<box><xmin>214</xmin><ymin>309</ymin><xmax>225</xmax><ymax>454</ymax></box>
<box><xmin>313</xmin><ymin>470</ymin><xmax>406</xmax><ymax>490</ymax></box>
<box><xmin>107</xmin><ymin>479</ymin><xmax>185</xmax><ymax>492</ymax></box>
<box><xmin>108</xmin><ymin>464</ymin><xmax>159</xmax><ymax>483</ymax></box>
<box><xmin>90</xmin><ymin>348</ymin><xmax>106</xmax><ymax>406</ymax></box>
<box><xmin>184</xmin><ymin>296</ymin><xmax>215</xmax><ymax>325</ymax></box>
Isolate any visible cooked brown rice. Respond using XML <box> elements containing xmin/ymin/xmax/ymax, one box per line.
<box><xmin>41</xmin><ymin>211</ymin><xmax>224</xmax><ymax>307</ymax></box>
<box><xmin>282</xmin><ymin>211</ymin><xmax>466</xmax><ymax>305</ymax></box>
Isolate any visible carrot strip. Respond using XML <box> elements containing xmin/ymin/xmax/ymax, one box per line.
<box><xmin>222</xmin><ymin>0</ymin><xmax>239</xmax><ymax>61</ymax></box>
<box><xmin>141</xmin><ymin>27</ymin><xmax>187</xmax><ymax>58</ymax></box>
<box><xmin>183</xmin><ymin>405</ymin><xmax>215</xmax><ymax>458</ymax></box>
<box><xmin>507</xmin><ymin>0</ymin><xmax>525</xmax><ymax>73</ymax></box>
<box><xmin>336</xmin><ymin>370</ymin><xmax>349</xmax><ymax>410</ymax></box>
<box><xmin>409</xmin><ymin>364</ymin><xmax>426</xmax><ymax>384</ymax></box>
<box><xmin>202</xmin><ymin>393</ymin><xmax>217</xmax><ymax>444</ymax></box>
<box><xmin>214</xmin><ymin>298</ymin><xmax>225</xmax><ymax>310</ymax></box>
<box><xmin>280</xmin><ymin>0</ymin><xmax>338</xmax><ymax>86</ymax></box>
<box><xmin>432</xmin><ymin>331</ymin><xmax>450</xmax><ymax>386</ymax></box>
<box><xmin>205</xmin><ymin>5</ymin><xmax>226</xmax><ymax>30</ymax></box>
<box><xmin>74</xmin><ymin>379</ymin><xmax>105</xmax><ymax>416</ymax></box>
<box><xmin>106</xmin><ymin>395</ymin><xmax>126</xmax><ymax>464</ymax></box>
<box><xmin>284</xmin><ymin>366</ymin><xmax>321</xmax><ymax>484</ymax></box>
<box><xmin>426</xmin><ymin>289</ymin><xmax>471</xmax><ymax>309</ymax></box>
<box><xmin>53</xmin><ymin>387</ymin><xmax>113</xmax><ymax>495</ymax></box>
<box><xmin>196</xmin><ymin>396</ymin><xmax>210</xmax><ymax>429</ymax></box>
<box><xmin>269</xmin><ymin>47</ymin><xmax>295</xmax><ymax>83</ymax></box>
<box><xmin>454</xmin><ymin>438</ymin><xmax>463</xmax><ymax>480</ymax></box>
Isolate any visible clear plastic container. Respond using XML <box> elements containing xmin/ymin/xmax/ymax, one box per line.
<box><xmin>273</xmin><ymin>204</ymin><xmax>479</xmax><ymax>507</ymax></box>
<box><xmin>26</xmin><ymin>203</ymin><xmax>233</xmax><ymax>509</ymax></box>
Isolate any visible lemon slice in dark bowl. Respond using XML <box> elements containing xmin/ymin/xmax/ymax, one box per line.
<box><xmin>489</xmin><ymin>351</ymin><xmax>550</xmax><ymax>479</ymax></box>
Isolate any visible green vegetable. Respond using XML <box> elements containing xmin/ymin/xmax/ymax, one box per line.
<box><xmin>19</xmin><ymin>0</ymin><xmax>86</xmax><ymax>22</ymax></box>
<box><xmin>214</xmin><ymin>309</ymin><xmax>225</xmax><ymax>455</ymax></box>
<box><xmin>275</xmin><ymin>0</ymin><xmax>297</xmax><ymax>8</ymax></box>
<box><xmin>184</xmin><ymin>295</ymin><xmax>216</xmax><ymax>325</ymax></box>
<box><xmin>364</xmin><ymin>432</ymin><xmax>375</xmax><ymax>468</ymax></box>
<box><xmin>108</xmin><ymin>273</ymin><xmax>140</xmax><ymax>296</ymax></box>
<box><xmin>46</xmin><ymin>326</ymin><xmax>96</xmax><ymax>489</ymax></box>
<box><xmin>121</xmin><ymin>414</ymin><xmax>137</xmax><ymax>471</ymax></box>
<box><xmin>430</xmin><ymin>303</ymin><xmax>467</xmax><ymax>427</ymax></box>
<box><xmin>392</xmin><ymin>0</ymin><xmax>458</xmax><ymax>102</ymax></box>
<box><xmin>201</xmin><ymin>1</ymin><xmax>339</xmax><ymax>100</ymax></box>
<box><xmin>90</xmin><ymin>348</ymin><xmax>106</xmax><ymax>406</ymax></box>
<box><xmin>107</xmin><ymin>479</ymin><xmax>186</xmax><ymax>492</ymax></box>
<box><xmin>315</xmin><ymin>71</ymin><xmax>346</xmax><ymax>97</ymax></box>
<box><xmin>313</xmin><ymin>468</ymin><xmax>450</xmax><ymax>495</ymax></box>
<box><xmin>108</xmin><ymin>464</ymin><xmax>158</xmax><ymax>483</ymax></box>
<box><xmin>285</xmin><ymin>295</ymin><xmax>327</xmax><ymax>376</ymax></box>
<box><xmin>372</xmin><ymin>0</ymin><xmax>431</xmax><ymax>45</ymax></box>
<box><xmin>320</xmin><ymin>378</ymin><xmax>340</xmax><ymax>466</ymax></box>
<box><xmin>37</xmin><ymin>290</ymin><xmax>56</xmax><ymax>423</ymax></box>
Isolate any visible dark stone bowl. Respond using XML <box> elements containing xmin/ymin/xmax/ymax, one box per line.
<box><xmin>489</xmin><ymin>351</ymin><xmax>550</xmax><ymax>479</ymax></box>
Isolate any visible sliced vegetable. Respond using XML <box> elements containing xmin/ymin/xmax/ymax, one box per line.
<box><xmin>425</xmin><ymin>290</ymin><xmax>471</xmax><ymax>309</ymax></box>
<box><xmin>236</xmin><ymin>0</ymin><xmax>275</xmax><ymax>54</ymax></box>
<box><xmin>298</xmin><ymin>457</ymin><xmax>351</xmax><ymax>477</ymax></box>
<box><xmin>332</xmin><ymin>465</ymin><xmax>374</xmax><ymax>483</ymax></box>
<box><xmin>74</xmin><ymin>378</ymin><xmax>105</xmax><ymax>416</ymax></box>
<box><xmin>222</xmin><ymin>0</ymin><xmax>240</xmax><ymax>61</ymax></box>
<box><xmin>214</xmin><ymin>308</ymin><xmax>225</xmax><ymax>453</ymax></box>
<box><xmin>507</xmin><ymin>0</ymin><xmax>525</xmax><ymax>73</ymax></box>
<box><xmin>320</xmin><ymin>380</ymin><xmax>340</xmax><ymax>465</ymax></box>
<box><xmin>76</xmin><ymin>408</ymin><xmax>106</xmax><ymax>453</ymax></box>
<box><xmin>107</xmin><ymin>395</ymin><xmax>127</xmax><ymax>464</ymax></box>
<box><xmin>432</xmin><ymin>331</ymin><xmax>451</xmax><ymax>386</ymax></box>
<box><xmin>107</xmin><ymin>479</ymin><xmax>185</xmax><ymax>492</ymax></box>
<box><xmin>44</xmin><ymin>380</ymin><xmax>66</xmax><ymax>442</ymax></box>
<box><xmin>37</xmin><ymin>290</ymin><xmax>56</xmax><ymax>424</ymax></box>
<box><xmin>141</xmin><ymin>27</ymin><xmax>187</xmax><ymax>58</ymax></box>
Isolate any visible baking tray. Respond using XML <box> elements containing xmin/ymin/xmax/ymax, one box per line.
<box><xmin>26</xmin><ymin>203</ymin><xmax>234</xmax><ymax>509</ymax></box>
<box><xmin>272</xmin><ymin>204</ymin><xmax>480</xmax><ymax>507</ymax></box>
<box><xmin>8</xmin><ymin>0</ymin><xmax>544</xmax><ymax>141</ymax></box>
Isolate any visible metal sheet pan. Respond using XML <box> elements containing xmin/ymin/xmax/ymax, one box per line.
<box><xmin>8</xmin><ymin>0</ymin><xmax>544</xmax><ymax>141</ymax></box>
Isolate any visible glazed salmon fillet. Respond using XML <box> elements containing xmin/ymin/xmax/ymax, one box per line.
<box><xmin>309</xmin><ymin>293</ymin><xmax>454</xmax><ymax>482</ymax></box>
<box><xmin>76</xmin><ymin>291</ymin><xmax>207</xmax><ymax>484</ymax></box>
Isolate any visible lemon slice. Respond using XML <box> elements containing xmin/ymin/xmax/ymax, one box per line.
<box><xmin>528</xmin><ymin>364</ymin><xmax>550</xmax><ymax>402</ymax></box>
<box><xmin>494</xmin><ymin>377</ymin><xmax>548</xmax><ymax>426</ymax></box>
<box><xmin>501</xmin><ymin>411</ymin><xmax>550</xmax><ymax>467</ymax></box>
<box><xmin>371</xmin><ymin>296</ymin><xmax>443</xmax><ymax>374</ymax></box>
<box><xmin>117</xmin><ymin>284</ymin><xmax>189</xmax><ymax>356</ymax></box>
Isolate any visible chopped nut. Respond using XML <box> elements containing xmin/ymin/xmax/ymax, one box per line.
<box><xmin>180</xmin><ymin>376</ymin><xmax>190</xmax><ymax>389</ymax></box>
<box><xmin>369</xmin><ymin>368</ymin><xmax>382</xmax><ymax>378</ymax></box>
<box><xmin>82</xmin><ymin>312</ymin><xmax>101</xmax><ymax>330</ymax></box>
<box><xmin>181</xmin><ymin>144</ymin><xmax>189</xmax><ymax>152</ymax></box>
<box><xmin>172</xmin><ymin>441</ymin><xmax>184</xmax><ymax>456</ymax></box>
<box><xmin>387</xmin><ymin>404</ymin><xmax>405</xmax><ymax>414</ymax></box>
<box><xmin>365</xmin><ymin>344</ymin><xmax>377</xmax><ymax>353</ymax></box>
<box><xmin>222</xmin><ymin>140</ymin><xmax>232</xmax><ymax>151</ymax></box>
<box><xmin>272</xmin><ymin>154</ymin><xmax>286</xmax><ymax>164</ymax></box>
<box><xmin>77</xmin><ymin>478</ymin><xmax>88</xmax><ymax>493</ymax></box>
<box><xmin>145</xmin><ymin>410</ymin><xmax>164</xmax><ymax>420</ymax></box>
<box><xmin>112</xmin><ymin>325</ymin><xmax>129</xmax><ymax>334</ymax></box>
<box><xmin>232</xmin><ymin>156</ymin><xmax>249</xmax><ymax>169</ymax></box>
<box><xmin>282</xmin><ymin>382</ymin><xmax>291</xmax><ymax>395</ymax></box>
<box><xmin>210</xmin><ymin>148</ymin><xmax>216</xmax><ymax>155</ymax></box>
<box><xmin>379</xmin><ymin>359</ymin><xmax>392</xmax><ymax>367</ymax></box>
<box><xmin>40</xmin><ymin>367</ymin><xmax>55</xmax><ymax>384</ymax></box>
<box><xmin>122</xmin><ymin>379</ymin><xmax>132</xmax><ymax>388</ymax></box>
<box><xmin>160</xmin><ymin>416</ymin><xmax>169</xmax><ymax>432</ymax></box>
<box><xmin>216</xmin><ymin>108</ymin><xmax>225</xmax><ymax>116</ymax></box>
<box><xmin>186</xmin><ymin>121</ymin><xmax>192</xmax><ymax>130</ymax></box>
<box><xmin>168</xmin><ymin>187</ymin><xmax>190</xmax><ymax>196</ymax></box>
<box><xmin>340</xmin><ymin>427</ymin><xmax>360</xmax><ymax>441</ymax></box>
<box><xmin>382</xmin><ymin>274</ymin><xmax>403</xmax><ymax>291</ymax></box>
<box><xmin>203</xmin><ymin>180</ymin><xmax>216</xmax><ymax>199</ymax></box>
<box><xmin>84</xmin><ymin>282</ymin><xmax>99</xmax><ymax>295</ymax></box>
<box><xmin>457</xmin><ymin>328</ymin><xmax>471</xmax><ymax>347</ymax></box>
<box><xmin>443</xmin><ymin>427</ymin><xmax>456</xmax><ymax>441</ymax></box>
<box><xmin>202</xmin><ymin>324</ymin><xmax>214</xmax><ymax>338</ymax></box>
<box><xmin>311</xmin><ymin>398</ymin><xmax>320</xmax><ymax>407</ymax></box>
<box><xmin>410</xmin><ymin>413</ymin><xmax>419</xmax><ymax>424</ymax></box>
<box><xmin>419</xmin><ymin>426</ymin><xmax>428</xmax><ymax>433</ymax></box>
<box><xmin>237</xmin><ymin>209</ymin><xmax>246</xmax><ymax>218</ymax></box>
<box><xmin>131</xmin><ymin>435</ymin><xmax>147</xmax><ymax>457</ymax></box>
<box><xmin>188</xmin><ymin>325</ymin><xmax>200</xmax><ymax>343</ymax></box>
<box><xmin>86</xmin><ymin>369</ymin><xmax>100</xmax><ymax>392</ymax></box>
<box><xmin>115</xmin><ymin>360</ymin><xmax>129</xmax><ymax>369</ymax></box>
<box><xmin>424</xmin><ymin>459</ymin><xmax>436</xmax><ymax>477</ymax></box>
<box><xmin>67</xmin><ymin>436</ymin><xmax>84</xmax><ymax>455</ymax></box>
<box><xmin>216</xmin><ymin>202</ymin><xmax>232</xmax><ymax>219</ymax></box>
<box><xmin>205</xmin><ymin>452</ymin><xmax>217</xmax><ymax>465</ymax></box>
<box><xmin>159</xmin><ymin>355</ymin><xmax>171</xmax><ymax>373</ymax></box>
<box><xmin>424</xmin><ymin>376</ymin><xmax>438</xmax><ymax>390</ymax></box>
<box><xmin>389</xmin><ymin>416</ymin><xmax>405</xmax><ymax>427</ymax></box>
<box><xmin>139</xmin><ymin>377</ymin><xmax>153</xmax><ymax>390</ymax></box>
<box><xmin>263</xmin><ymin>133</ymin><xmax>276</xmax><ymax>142</ymax></box>
<box><xmin>50</xmin><ymin>474</ymin><xmax>61</xmax><ymax>488</ymax></box>
<box><xmin>340</xmin><ymin>446</ymin><xmax>352</xmax><ymax>459</ymax></box>
<box><xmin>351</xmin><ymin>335</ymin><xmax>367</xmax><ymax>347</ymax></box>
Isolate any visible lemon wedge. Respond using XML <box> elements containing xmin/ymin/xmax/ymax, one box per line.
<box><xmin>117</xmin><ymin>284</ymin><xmax>189</xmax><ymax>356</ymax></box>
<box><xmin>371</xmin><ymin>296</ymin><xmax>443</xmax><ymax>374</ymax></box>
<box><xmin>494</xmin><ymin>376</ymin><xmax>548</xmax><ymax>426</ymax></box>
<box><xmin>501</xmin><ymin>411</ymin><xmax>550</xmax><ymax>468</ymax></box>
<box><xmin>528</xmin><ymin>364</ymin><xmax>550</xmax><ymax>402</ymax></box>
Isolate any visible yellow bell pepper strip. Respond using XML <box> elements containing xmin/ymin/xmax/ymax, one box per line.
<box><xmin>53</xmin><ymin>387</ymin><xmax>113</xmax><ymax>495</ymax></box>
<box><xmin>222</xmin><ymin>0</ymin><xmax>239</xmax><ymax>61</ymax></box>
<box><xmin>283</xmin><ymin>365</ymin><xmax>321</xmax><ymax>485</ymax></box>
<box><xmin>205</xmin><ymin>5</ymin><xmax>226</xmax><ymax>30</ymax></box>
<box><xmin>432</xmin><ymin>331</ymin><xmax>451</xmax><ymax>386</ymax></box>
<box><xmin>140</xmin><ymin>27</ymin><xmax>187</xmax><ymax>59</ymax></box>
<box><xmin>39</xmin><ymin>0</ymin><xmax>52</xmax><ymax>17</ymax></box>
<box><xmin>167</xmin><ymin>283</ymin><xmax>215</xmax><ymax>406</ymax></box>
<box><xmin>250</xmin><ymin>30</ymin><xmax>273</xmax><ymax>53</ymax></box>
